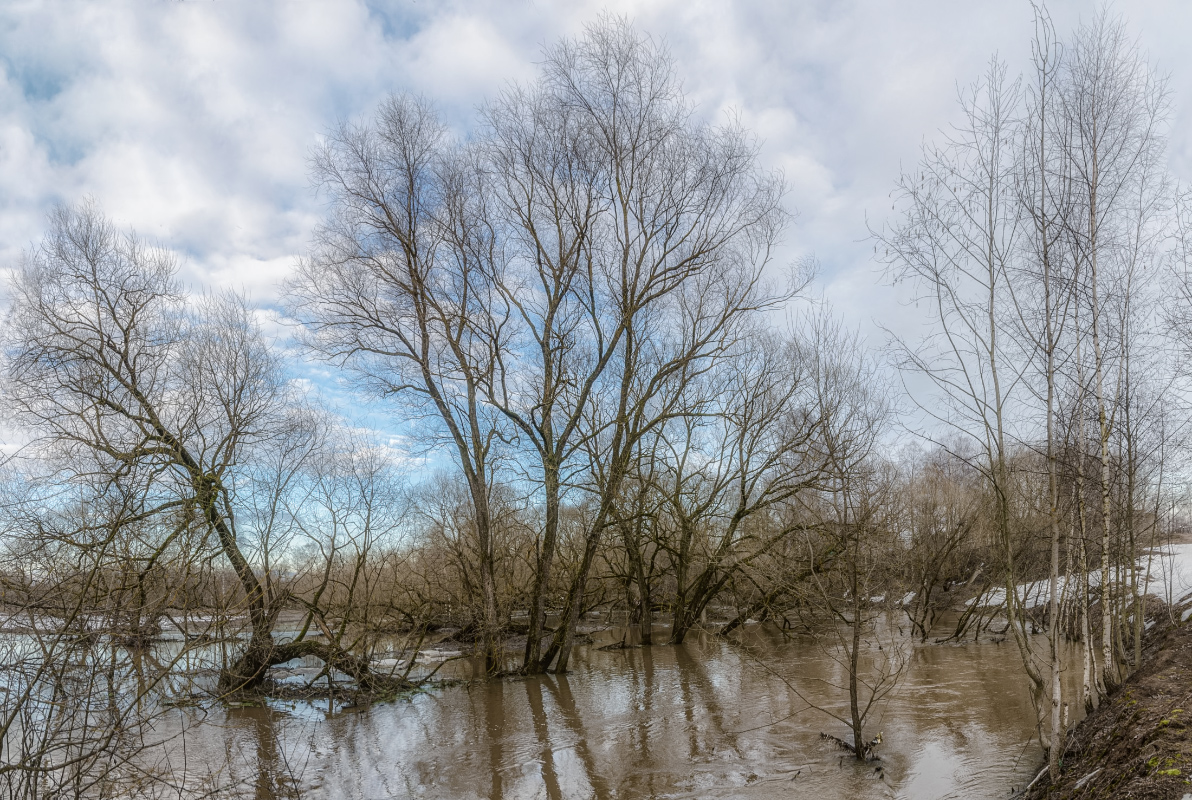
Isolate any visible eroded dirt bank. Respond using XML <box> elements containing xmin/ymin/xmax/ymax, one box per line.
<box><xmin>1023</xmin><ymin>604</ymin><xmax>1192</xmax><ymax>799</ymax></box>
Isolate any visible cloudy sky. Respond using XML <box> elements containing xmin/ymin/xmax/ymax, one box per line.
<box><xmin>3</xmin><ymin>0</ymin><xmax>1191</xmax><ymax>388</ymax></box>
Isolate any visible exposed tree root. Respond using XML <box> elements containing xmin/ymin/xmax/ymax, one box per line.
<box><xmin>218</xmin><ymin>638</ymin><xmax>418</xmax><ymax>699</ymax></box>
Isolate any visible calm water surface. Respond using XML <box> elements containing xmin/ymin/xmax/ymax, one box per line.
<box><xmin>183</xmin><ymin>623</ymin><xmax>1072</xmax><ymax>800</ymax></box>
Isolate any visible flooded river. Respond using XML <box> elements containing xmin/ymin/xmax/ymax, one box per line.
<box><xmin>178</xmin><ymin>622</ymin><xmax>1072</xmax><ymax>799</ymax></box>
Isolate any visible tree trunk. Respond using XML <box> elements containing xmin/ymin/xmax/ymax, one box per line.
<box><xmin>202</xmin><ymin>481</ymin><xmax>275</xmax><ymax>695</ymax></box>
<box><xmin>547</xmin><ymin>516</ymin><xmax>606</xmax><ymax>673</ymax></box>
<box><xmin>849</xmin><ymin>573</ymin><xmax>865</xmax><ymax>761</ymax></box>
<box><xmin>619</xmin><ymin>515</ymin><xmax>654</xmax><ymax>645</ymax></box>
<box><xmin>523</xmin><ymin>459</ymin><xmax>560</xmax><ymax>673</ymax></box>
<box><xmin>466</xmin><ymin>476</ymin><xmax>501</xmax><ymax>675</ymax></box>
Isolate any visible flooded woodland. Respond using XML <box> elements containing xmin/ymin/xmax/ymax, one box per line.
<box><xmin>4</xmin><ymin>6</ymin><xmax>1192</xmax><ymax>800</ymax></box>
<box><xmin>145</xmin><ymin>620</ymin><xmax>1090</xmax><ymax>800</ymax></box>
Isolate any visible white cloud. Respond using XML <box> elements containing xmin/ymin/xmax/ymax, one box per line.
<box><xmin>3</xmin><ymin>0</ymin><xmax>1190</xmax><ymax>363</ymax></box>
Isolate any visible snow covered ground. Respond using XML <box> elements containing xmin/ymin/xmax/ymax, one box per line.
<box><xmin>1140</xmin><ymin>542</ymin><xmax>1192</xmax><ymax>606</ymax></box>
<box><xmin>964</xmin><ymin>543</ymin><xmax>1192</xmax><ymax>610</ymax></box>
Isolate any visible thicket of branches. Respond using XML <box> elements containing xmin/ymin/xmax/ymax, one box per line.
<box><xmin>879</xmin><ymin>5</ymin><xmax>1192</xmax><ymax>778</ymax></box>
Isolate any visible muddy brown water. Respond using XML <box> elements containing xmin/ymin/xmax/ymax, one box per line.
<box><xmin>169</xmin><ymin>621</ymin><xmax>1079</xmax><ymax>799</ymax></box>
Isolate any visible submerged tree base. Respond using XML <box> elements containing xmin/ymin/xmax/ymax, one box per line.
<box><xmin>217</xmin><ymin>639</ymin><xmax>420</xmax><ymax>701</ymax></box>
<box><xmin>820</xmin><ymin>731</ymin><xmax>883</xmax><ymax>762</ymax></box>
<box><xmin>257</xmin><ymin>677</ymin><xmax>429</xmax><ymax>706</ymax></box>
<box><xmin>217</xmin><ymin>672</ymin><xmax>427</xmax><ymax>708</ymax></box>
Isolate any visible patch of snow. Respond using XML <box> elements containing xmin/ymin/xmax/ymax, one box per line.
<box><xmin>417</xmin><ymin>649</ymin><xmax>463</xmax><ymax>662</ymax></box>
<box><xmin>964</xmin><ymin>544</ymin><xmax>1192</xmax><ymax>616</ymax></box>
<box><xmin>1141</xmin><ymin>544</ymin><xmax>1192</xmax><ymax>604</ymax></box>
<box><xmin>967</xmin><ymin>578</ymin><xmax>1069</xmax><ymax>609</ymax></box>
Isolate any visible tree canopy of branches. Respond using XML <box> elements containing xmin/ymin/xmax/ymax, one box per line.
<box><xmin>289</xmin><ymin>17</ymin><xmax>792</xmax><ymax>674</ymax></box>
<box><xmin>880</xmin><ymin>5</ymin><xmax>1184</xmax><ymax>778</ymax></box>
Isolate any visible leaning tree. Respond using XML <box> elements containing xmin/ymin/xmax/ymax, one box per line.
<box><xmin>2</xmin><ymin>201</ymin><xmax>411</xmax><ymax>695</ymax></box>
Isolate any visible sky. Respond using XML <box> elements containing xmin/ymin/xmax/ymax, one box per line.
<box><xmin>3</xmin><ymin>0</ymin><xmax>1192</xmax><ymax>438</ymax></box>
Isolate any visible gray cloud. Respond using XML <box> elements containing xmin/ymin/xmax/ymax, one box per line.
<box><xmin>2</xmin><ymin>0</ymin><xmax>1189</xmax><ymax>346</ymax></box>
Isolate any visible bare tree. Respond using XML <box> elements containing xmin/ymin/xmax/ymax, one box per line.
<box><xmin>810</xmin><ymin>322</ymin><xmax>903</xmax><ymax>761</ymax></box>
<box><xmin>0</xmin><ymin>457</ymin><xmax>215</xmax><ymax>798</ymax></box>
<box><xmin>896</xmin><ymin>444</ymin><xmax>983</xmax><ymax>642</ymax></box>
<box><xmin>292</xmin><ymin>18</ymin><xmax>789</xmax><ymax>675</ymax></box>
<box><xmin>289</xmin><ymin>96</ymin><xmax>509</xmax><ymax>672</ymax></box>
<box><xmin>883</xmin><ymin>7</ymin><xmax>1176</xmax><ymax>778</ymax></box>
<box><xmin>1059</xmin><ymin>7</ymin><xmax>1169</xmax><ymax>690</ymax></box>
<box><xmin>878</xmin><ymin>57</ymin><xmax>1043</xmax><ymax>689</ymax></box>
<box><xmin>647</xmin><ymin>328</ymin><xmax>822</xmax><ymax>645</ymax></box>
<box><xmin>482</xmin><ymin>18</ymin><xmax>790</xmax><ymax>673</ymax></box>
<box><xmin>3</xmin><ymin>201</ymin><xmax>410</xmax><ymax>696</ymax></box>
<box><xmin>1011</xmin><ymin>5</ymin><xmax>1074</xmax><ymax>771</ymax></box>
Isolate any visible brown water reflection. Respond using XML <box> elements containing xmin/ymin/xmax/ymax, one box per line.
<box><xmin>193</xmin><ymin>624</ymin><xmax>1074</xmax><ymax>799</ymax></box>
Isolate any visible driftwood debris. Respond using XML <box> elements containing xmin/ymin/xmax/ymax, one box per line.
<box><xmin>820</xmin><ymin>731</ymin><xmax>883</xmax><ymax>760</ymax></box>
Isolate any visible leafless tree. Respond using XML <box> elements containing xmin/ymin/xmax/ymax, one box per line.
<box><xmin>1010</xmin><ymin>5</ymin><xmax>1075</xmax><ymax>770</ymax></box>
<box><xmin>878</xmin><ymin>55</ymin><xmax>1042</xmax><ymax>687</ymax></box>
<box><xmin>1059</xmin><ymin>7</ymin><xmax>1169</xmax><ymax>691</ymax></box>
<box><xmin>883</xmin><ymin>6</ymin><xmax>1177</xmax><ymax>777</ymax></box>
<box><xmin>645</xmin><ymin>327</ymin><xmax>823</xmax><ymax>645</ymax></box>
<box><xmin>4</xmin><ymin>201</ymin><xmax>411</xmax><ymax>697</ymax></box>
<box><xmin>896</xmin><ymin>444</ymin><xmax>984</xmax><ymax>642</ymax></box>
<box><xmin>289</xmin><ymin>95</ymin><xmax>509</xmax><ymax>672</ymax></box>
<box><xmin>478</xmin><ymin>17</ymin><xmax>790</xmax><ymax>673</ymax></box>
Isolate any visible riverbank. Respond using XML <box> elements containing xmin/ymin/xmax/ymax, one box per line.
<box><xmin>1022</xmin><ymin>600</ymin><xmax>1192</xmax><ymax>799</ymax></box>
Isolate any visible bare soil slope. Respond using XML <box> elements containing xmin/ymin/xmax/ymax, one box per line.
<box><xmin>1025</xmin><ymin>605</ymin><xmax>1192</xmax><ymax>799</ymax></box>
